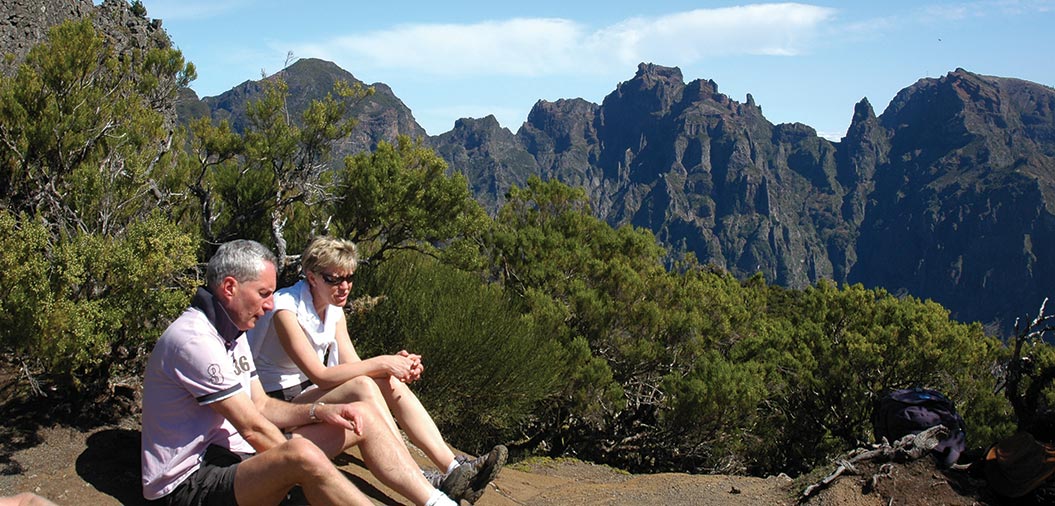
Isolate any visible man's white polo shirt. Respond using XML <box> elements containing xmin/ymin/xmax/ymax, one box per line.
<box><xmin>140</xmin><ymin>288</ymin><xmax>257</xmax><ymax>500</ymax></box>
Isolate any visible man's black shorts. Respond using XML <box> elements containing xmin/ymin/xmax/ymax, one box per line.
<box><xmin>163</xmin><ymin>444</ymin><xmax>249</xmax><ymax>506</ymax></box>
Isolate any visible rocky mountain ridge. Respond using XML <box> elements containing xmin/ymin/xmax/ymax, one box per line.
<box><xmin>208</xmin><ymin>59</ymin><xmax>1050</xmax><ymax>335</ymax></box>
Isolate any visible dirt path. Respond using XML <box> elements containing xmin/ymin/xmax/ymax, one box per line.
<box><xmin>0</xmin><ymin>423</ymin><xmax>804</xmax><ymax>505</ymax></box>
<box><xmin>0</xmin><ymin>421</ymin><xmax>1000</xmax><ymax>506</ymax></box>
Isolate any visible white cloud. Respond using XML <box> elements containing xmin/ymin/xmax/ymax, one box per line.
<box><xmin>918</xmin><ymin>0</ymin><xmax>1054</xmax><ymax>20</ymax></box>
<box><xmin>598</xmin><ymin>4</ymin><xmax>836</xmax><ymax>63</ymax></box>
<box><xmin>816</xmin><ymin>130</ymin><xmax>845</xmax><ymax>142</ymax></box>
<box><xmin>290</xmin><ymin>3</ymin><xmax>836</xmax><ymax>78</ymax></box>
<box><xmin>315</xmin><ymin>18</ymin><xmax>585</xmax><ymax>77</ymax></box>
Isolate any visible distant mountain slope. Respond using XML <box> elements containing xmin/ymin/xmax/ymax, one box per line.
<box><xmin>179</xmin><ymin>59</ymin><xmax>1055</xmax><ymax>333</ymax></box>
<box><xmin>852</xmin><ymin>69</ymin><xmax>1055</xmax><ymax>331</ymax></box>
<box><xmin>177</xmin><ymin>58</ymin><xmax>427</xmax><ymax>154</ymax></box>
<box><xmin>433</xmin><ymin>63</ymin><xmax>849</xmax><ymax>289</ymax></box>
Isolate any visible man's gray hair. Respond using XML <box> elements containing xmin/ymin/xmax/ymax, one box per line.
<box><xmin>206</xmin><ymin>240</ymin><xmax>277</xmax><ymax>289</ymax></box>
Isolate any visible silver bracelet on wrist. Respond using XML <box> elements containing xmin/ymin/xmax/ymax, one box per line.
<box><xmin>309</xmin><ymin>401</ymin><xmax>325</xmax><ymax>423</ymax></box>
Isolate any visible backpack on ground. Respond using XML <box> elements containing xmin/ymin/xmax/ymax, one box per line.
<box><xmin>872</xmin><ymin>387</ymin><xmax>967</xmax><ymax>467</ymax></box>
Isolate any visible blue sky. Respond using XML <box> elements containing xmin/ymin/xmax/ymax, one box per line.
<box><xmin>135</xmin><ymin>0</ymin><xmax>1055</xmax><ymax>140</ymax></box>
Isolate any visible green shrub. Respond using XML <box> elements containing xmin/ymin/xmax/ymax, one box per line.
<box><xmin>0</xmin><ymin>210</ymin><xmax>197</xmax><ymax>390</ymax></box>
<box><xmin>351</xmin><ymin>251</ymin><xmax>565</xmax><ymax>452</ymax></box>
<box><xmin>734</xmin><ymin>281</ymin><xmax>1011</xmax><ymax>474</ymax></box>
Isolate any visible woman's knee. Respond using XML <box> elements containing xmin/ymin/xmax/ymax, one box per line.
<box><xmin>330</xmin><ymin>375</ymin><xmax>380</xmax><ymax>401</ymax></box>
<box><xmin>348</xmin><ymin>375</ymin><xmax>381</xmax><ymax>396</ymax></box>
<box><xmin>375</xmin><ymin>375</ymin><xmax>413</xmax><ymax>398</ymax></box>
<box><xmin>349</xmin><ymin>374</ymin><xmax>377</xmax><ymax>391</ymax></box>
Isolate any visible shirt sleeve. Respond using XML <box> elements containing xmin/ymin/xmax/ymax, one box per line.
<box><xmin>272</xmin><ymin>287</ymin><xmax>298</xmax><ymax>313</ymax></box>
<box><xmin>173</xmin><ymin>332</ymin><xmax>246</xmax><ymax>405</ymax></box>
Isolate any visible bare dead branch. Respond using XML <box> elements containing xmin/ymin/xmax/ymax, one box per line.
<box><xmin>801</xmin><ymin>425</ymin><xmax>949</xmax><ymax>500</ymax></box>
<box><xmin>19</xmin><ymin>358</ymin><xmax>46</xmax><ymax>398</ymax></box>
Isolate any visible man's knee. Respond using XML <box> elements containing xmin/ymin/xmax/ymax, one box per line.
<box><xmin>0</xmin><ymin>493</ymin><xmax>58</xmax><ymax>506</ymax></box>
<box><xmin>281</xmin><ymin>437</ymin><xmax>336</xmax><ymax>477</ymax></box>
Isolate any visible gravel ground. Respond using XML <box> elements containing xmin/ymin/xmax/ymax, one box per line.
<box><xmin>0</xmin><ymin>421</ymin><xmax>994</xmax><ymax>506</ymax></box>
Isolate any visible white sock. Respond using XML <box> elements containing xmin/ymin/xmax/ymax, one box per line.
<box><xmin>445</xmin><ymin>458</ymin><xmax>461</xmax><ymax>475</ymax></box>
<box><xmin>425</xmin><ymin>488</ymin><xmax>457</xmax><ymax>506</ymax></box>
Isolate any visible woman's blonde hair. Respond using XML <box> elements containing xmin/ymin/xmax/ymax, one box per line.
<box><xmin>301</xmin><ymin>236</ymin><xmax>358</xmax><ymax>274</ymax></box>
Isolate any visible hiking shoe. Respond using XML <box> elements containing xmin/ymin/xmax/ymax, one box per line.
<box><xmin>459</xmin><ymin>445</ymin><xmax>508</xmax><ymax>504</ymax></box>
<box><xmin>423</xmin><ymin>468</ymin><xmax>445</xmax><ymax>489</ymax></box>
<box><xmin>437</xmin><ymin>458</ymin><xmax>477</xmax><ymax>503</ymax></box>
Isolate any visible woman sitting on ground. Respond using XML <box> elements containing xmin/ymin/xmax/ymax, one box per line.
<box><xmin>247</xmin><ymin>236</ymin><xmax>505</xmax><ymax>504</ymax></box>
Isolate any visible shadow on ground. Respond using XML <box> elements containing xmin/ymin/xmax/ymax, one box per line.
<box><xmin>73</xmin><ymin>428</ymin><xmax>410</xmax><ymax>506</ymax></box>
<box><xmin>77</xmin><ymin>428</ymin><xmax>147</xmax><ymax>505</ymax></box>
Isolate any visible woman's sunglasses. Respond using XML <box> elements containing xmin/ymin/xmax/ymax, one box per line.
<box><xmin>318</xmin><ymin>272</ymin><xmax>355</xmax><ymax>286</ymax></box>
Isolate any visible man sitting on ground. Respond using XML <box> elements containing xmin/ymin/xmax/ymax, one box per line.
<box><xmin>140</xmin><ymin>239</ymin><xmax>473</xmax><ymax>506</ymax></box>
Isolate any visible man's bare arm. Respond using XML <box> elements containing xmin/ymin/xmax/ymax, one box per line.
<box><xmin>208</xmin><ymin>389</ymin><xmax>287</xmax><ymax>452</ymax></box>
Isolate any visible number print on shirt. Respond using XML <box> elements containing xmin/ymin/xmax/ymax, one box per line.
<box><xmin>231</xmin><ymin>354</ymin><xmax>251</xmax><ymax>375</ymax></box>
<box><xmin>207</xmin><ymin>363</ymin><xmax>224</xmax><ymax>384</ymax></box>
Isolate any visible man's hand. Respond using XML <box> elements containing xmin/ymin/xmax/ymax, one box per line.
<box><xmin>317</xmin><ymin>403</ymin><xmax>364</xmax><ymax>436</ymax></box>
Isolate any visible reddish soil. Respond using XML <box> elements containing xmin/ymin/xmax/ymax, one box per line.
<box><xmin>0</xmin><ymin>361</ymin><xmax>1022</xmax><ymax>506</ymax></box>
<box><xmin>0</xmin><ymin>420</ymin><xmax>1009</xmax><ymax>506</ymax></box>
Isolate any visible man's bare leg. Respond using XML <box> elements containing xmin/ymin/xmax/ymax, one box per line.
<box><xmin>296</xmin><ymin>375</ymin><xmax>457</xmax><ymax>471</ymax></box>
<box><xmin>295</xmin><ymin>375</ymin><xmax>404</xmax><ymax>445</ymax></box>
<box><xmin>233</xmin><ymin>437</ymin><xmax>372</xmax><ymax>506</ymax></box>
<box><xmin>294</xmin><ymin>400</ymin><xmax>439</xmax><ymax>506</ymax></box>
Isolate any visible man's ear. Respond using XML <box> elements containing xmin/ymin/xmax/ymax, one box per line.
<box><xmin>219</xmin><ymin>275</ymin><xmax>239</xmax><ymax>299</ymax></box>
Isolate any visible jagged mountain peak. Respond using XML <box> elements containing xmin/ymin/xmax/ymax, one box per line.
<box><xmin>524</xmin><ymin>98</ymin><xmax>599</xmax><ymax>139</ymax></box>
<box><xmin>883</xmin><ymin>68</ymin><xmax>1035</xmax><ymax>125</ymax></box>
<box><xmin>442</xmin><ymin>115</ymin><xmax>519</xmax><ymax>150</ymax></box>
<box><xmin>841</xmin><ymin>97</ymin><xmax>883</xmax><ymax>145</ymax></box>
<box><xmin>528</xmin><ymin>98</ymin><xmax>598</xmax><ymax>118</ymax></box>
<box><xmin>634</xmin><ymin>62</ymin><xmax>685</xmax><ymax>86</ymax></box>
<box><xmin>281</xmin><ymin>57</ymin><xmax>349</xmax><ymax>75</ymax></box>
<box><xmin>851</xmin><ymin>97</ymin><xmax>876</xmax><ymax>122</ymax></box>
<box><xmin>452</xmin><ymin>114</ymin><xmax>504</xmax><ymax>131</ymax></box>
<box><xmin>180</xmin><ymin>57</ymin><xmax>425</xmax><ymax>153</ymax></box>
<box><xmin>602</xmin><ymin>62</ymin><xmax>688</xmax><ymax>117</ymax></box>
<box><xmin>880</xmin><ymin>67</ymin><xmax>1055</xmax><ymax>172</ymax></box>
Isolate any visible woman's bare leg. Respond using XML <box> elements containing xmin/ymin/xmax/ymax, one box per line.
<box><xmin>376</xmin><ymin>376</ymin><xmax>457</xmax><ymax>470</ymax></box>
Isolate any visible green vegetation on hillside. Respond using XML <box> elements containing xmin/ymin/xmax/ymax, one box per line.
<box><xmin>0</xmin><ymin>15</ymin><xmax>1041</xmax><ymax>478</ymax></box>
<box><xmin>0</xmin><ymin>18</ymin><xmax>198</xmax><ymax>394</ymax></box>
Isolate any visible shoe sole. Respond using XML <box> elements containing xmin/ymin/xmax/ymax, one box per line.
<box><xmin>465</xmin><ymin>445</ymin><xmax>508</xmax><ymax>504</ymax></box>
